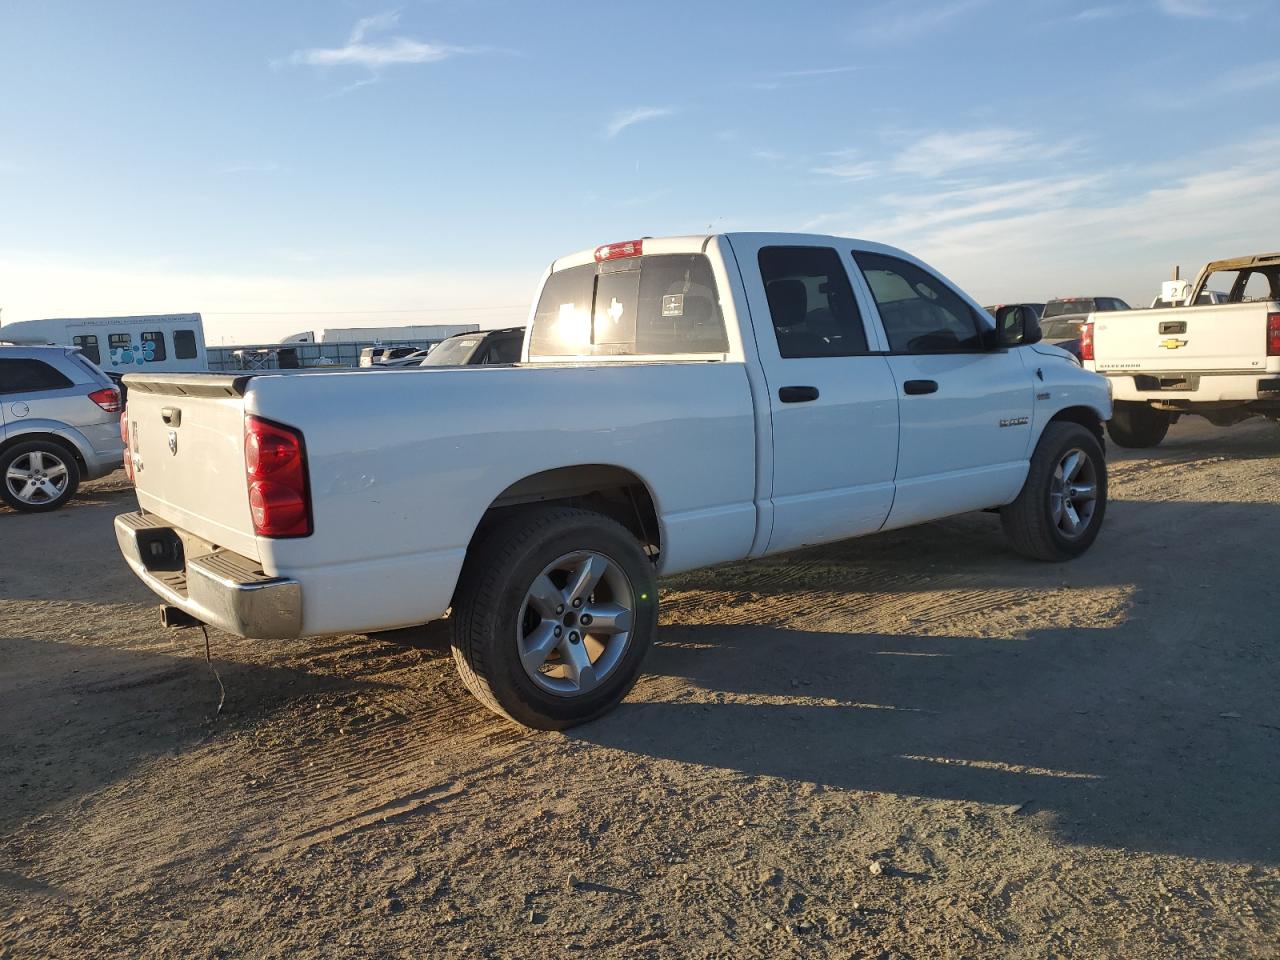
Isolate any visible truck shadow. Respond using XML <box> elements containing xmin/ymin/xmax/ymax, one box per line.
<box><xmin>591</xmin><ymin>492</ymin><xmax>1280</xmax><ymax>866</ymax></box>
<box><xmin>1106</xmin><ymin>416</ymin><xmax>1277</xmax><ymax>466</ymax></box>
<box><xmin>0</xmin><ymin>634</ymin><xmax>379</xmax><ymax>835</ymax></box>
<box><xmin>579</xmin><ymin>619</ymin><xmax>1279</xmax><ymax>866</ymax></box>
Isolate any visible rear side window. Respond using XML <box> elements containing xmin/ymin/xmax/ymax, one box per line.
<box><xmin>173</xmin><ymin>329</ymin><xmax>198</xmax><ymax>359</ymax></box>
<box><xmin>142</xmin><ymin>331</ymin><xmax>167</xmax><ymax>361</ymax></box>
<box><xmin>0</xmin><ymin>358</ymin><xmax>74</xmax><ymax>395</ymax></box>
<box><xmin>72</xmin><ymin>334</ymin><xmax>101</xmax><ymax>364</ymax></box>
<box><xmin>529</xmin><ymin>254</ymin><xmax>728</xmax><ymax>357</ymax></box>
<box><xmin>854</xmin><ymin>252</ymin><xmax>984</xmax><ymax>353</ymax></box>
<box><xmin>481</xmin><ymin>336</ymin><xmax>522</xmax><ymax>364</ymax></box>
<box><xmin>758</xmin><ymin>246</ymin><xmax>868</xmax><ymax>358</ymax></box>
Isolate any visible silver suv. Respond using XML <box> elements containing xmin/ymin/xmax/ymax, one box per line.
<box><xmin>0</xmin><ymin>345</ymin><xmax>124</xmax><ymax>512</ymax></box>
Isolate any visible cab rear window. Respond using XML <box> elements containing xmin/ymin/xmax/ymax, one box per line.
<box><xmin>529</xmin><ymin>254</ymin><xmax>728</xmax><ymax>357</ymax></box>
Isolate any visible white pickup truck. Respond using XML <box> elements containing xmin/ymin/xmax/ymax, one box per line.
<box><xmin>116</xmin><ymin>233</ymin><xmax>1111</xmax><ymax>728</ymax></box>
<box><xmin>1084</xmin><ymin>253</ymin><xmax>1280</xmax><ymax>447</ymax></box>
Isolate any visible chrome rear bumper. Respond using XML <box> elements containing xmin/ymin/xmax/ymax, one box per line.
<box><xmin>115</xmin><ymin>511</ymin><xmax>302</xmax><ymax>639</ymax></box>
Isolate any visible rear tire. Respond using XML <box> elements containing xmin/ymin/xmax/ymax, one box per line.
<box><xmin>1106</xmin><ymin>401</ymin><xmax>1170</xmax><ymax>448</ymax></box>
<box><xmin>450</xmin><ymin>506</ymin><xmax>657</xmax><ymax>730</ymax></box>
<box><xmin>0</xmin><ymin>440</ymin><xmax>81</xmax><ymax>512</ymax></box>
<box><xmin>1001</xmin><ymin>422</ymin><xmax>1107</xmax><ymax>561</ymax></box>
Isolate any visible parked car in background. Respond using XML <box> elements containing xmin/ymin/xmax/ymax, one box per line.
<box><xmin>1083</xmin><ymin>252</ymin><xmax>1280</xmax><ymax>447</ymax></box>
<box><xmin>0</xmin><ymin>345</ymin><xmax>123</xmax><ymax>512</ymax></box>
<box><xmin>420</xmin><ymin>327</ymin><xmax>526</xmax><ymax>367</ymax></box>
<box><xmin>1150</xmin><ymin>289</ymin><xmax>1230</xmax><ymax>308</ymax></box>
<box><xmin>358</xmin><ymin>345</ymin><xmax>421</xmax><ymax>367</ymax></box>
<box><xmin>114</xmin><ymin>232</ymin><xmax>1110</xmax><ymax>730</ymax></box>
<box><xmin>1039</xmin><ymin>298</ymin><xmax>1131</xmax><ymax>359</ymax></box>
<box><xmin>374</xmin><ymin>349</ymin><xmax>432</xmax><ymax>367</ymax></box>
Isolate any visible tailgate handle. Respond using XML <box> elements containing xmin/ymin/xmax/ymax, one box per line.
<box><xmin>160</xmin><ymin>406</ymin><xmax>182</xmax><ymax>427</ymax></box>
<box><xmin>1159</xmin><ymin>321</ymin><xmax>1187</xmax><ymax>334</ymax></box>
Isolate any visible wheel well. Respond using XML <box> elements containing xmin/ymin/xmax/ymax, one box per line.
<box><xmin>470</xmin><ymin>465</ymin><xmax>661</xmax><ymax>562</ymax></box>
<box><xmin>1048</xmin><ymin>406</ymin><xmax>1105</xmax><ymax>447</ymax></box>
<box><xmin>0</xmin><ymin>432</ymin><xmax>86</xmax><ymax>471</ymax></box>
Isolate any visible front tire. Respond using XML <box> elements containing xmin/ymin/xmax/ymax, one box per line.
<box><xmin>450</xmin><ymin>506</ymin><xmax>657</xmax><ymax>730</ymax></box>
<box><xmin>1106</xmin><ymin>401</ymin><xmax>1170</xmax><ymax>448</ymax></box>
<box><xmin>1001</xmin><ymin>422</ymin><xmax>1107</xmax><ymax>561</ymax></box>
<box><xmin>1</xmin><ymin>440</ymin><xmax>81</xmax><ymax>512</ymax></box>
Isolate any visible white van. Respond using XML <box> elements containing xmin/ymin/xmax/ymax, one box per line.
<box><xmin>0</xmin><ymin>314</ymin><xmax>207</xmax><ymax>382</ymax></box>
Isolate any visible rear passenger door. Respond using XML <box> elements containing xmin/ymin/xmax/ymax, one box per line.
<box><xmin>730</xmin><ymin>240</ymin><xmax>900</xmax><ymax>554</ymax></box>
<box><xmin>850</xmin><ymin>250</ymin><xmax>1034</xmax><ymax>529</ymax></box>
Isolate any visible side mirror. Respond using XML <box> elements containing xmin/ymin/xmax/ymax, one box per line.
<box><xmin>995</xmin><ymin>306</ymin><xmax>1042</xmax><ymax>348</ymax></box>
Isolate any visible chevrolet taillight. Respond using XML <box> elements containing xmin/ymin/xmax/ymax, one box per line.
<box><xmin>244</xmin><ymin>416</ymin><xmax>311</xmax><ymax>538</ymax></box>
<box><xmin>1079</xmin><ymin>321</ymin><xmax>1095</xmax><ymax>362</ymax></box>
<box><xmin>1267</xmin><ymin>313</ymin><xmax>1280</xmax><ymax>356</ymax></box>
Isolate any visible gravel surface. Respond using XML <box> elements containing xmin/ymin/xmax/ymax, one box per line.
<box><xmin>2</xmin><ymin>418</ymin><xmax>1278</xmax><ymax>959</ymax></box>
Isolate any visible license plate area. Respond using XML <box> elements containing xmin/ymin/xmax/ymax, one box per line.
<box><xmin>1134</xmin><ymin>374</ymin><xmax>1199</xmax><ymax>392</ymax></box>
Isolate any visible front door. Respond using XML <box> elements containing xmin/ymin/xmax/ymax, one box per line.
<box><xmin>849</xmin><ymin>250</ymin><xmax>1035</xmax><ymax>530</ymax></box>
<box><xmin>729</xmin><ymin>239</ymin><xmax>901</xmax><ymax>555</ymax></box>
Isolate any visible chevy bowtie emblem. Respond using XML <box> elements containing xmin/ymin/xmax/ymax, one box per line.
<box><xmin>1160</xmin><ymin>338</ymin><xmax>1188</xmax><ymax>349</ymax></box>
<box><xmin>168</xmin><ymin>430</ymin><xmax>178</xmax><ymax>455</ymax></box>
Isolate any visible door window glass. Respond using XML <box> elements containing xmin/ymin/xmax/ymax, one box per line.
<box><xmin>173</xmin><ymin>329</ymin><xmax>198</xmax><ymax>359</ymax></box>
<box><xmin>72</xmin><ymin>335</ymin><xmax>101</xmax><ymax>364</ymax></box>
<box><xmin>853</xmin><ymin>252</ymin><xmax>984</xmax><ymax>353</ymax></box>
<box><xmin>482</xmin><ymin>336</ymin><xmax>522</xmax><ymax>364</ymax></box>
<box><xmin>141</xmin><ymin>331</ymin><xmax>166</xmax><ymax>361</ymax></box>
<box><xmin>0</xmin><ymin>358</ymin><xmax>74</xmax><ymax>394</ymax></box>
<box><xmin>757</xmin><ymin>246</ymin><xmax>867</xmax><ymax>358</ymax></box>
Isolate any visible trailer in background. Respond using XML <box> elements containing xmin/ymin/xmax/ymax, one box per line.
<box><xmin>0</xmin><ymin>314</ymin><xmax>207</xmax><ymax>385</ymax></box>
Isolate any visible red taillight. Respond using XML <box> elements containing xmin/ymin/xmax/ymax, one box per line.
<box><xmin>245</xmin><ymin>416</ymin><xmax>310</xmax><ymax>537</ymax></box>
<box><xmin>120</xmin><ymin>410</ymin><xmax>134</xmax><ymax>483</ymax></box>
<box><xmin>594</xmin><ymin>239</ymin><xmax>644</xmax><ymax>262</ymax></box>
<box><xmin>90</xmin><ymin>387</ymin><xmax>121</xmax><ymax>413</ymax></box>
<box><xmin>1079</xmin><ymin>321</ymin><xmax>1095</xmax><ymax>361</ymax></box>
<box><xmin>1267</xmin><ymin>313</ymin><xmax>1280</xmax><ymax>356</ymax></box>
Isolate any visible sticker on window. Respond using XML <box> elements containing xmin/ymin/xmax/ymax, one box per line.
<box><xmin>661</xmin><ymin>294</ymin><xmax>684</xmax><ymax>318</ymax></box>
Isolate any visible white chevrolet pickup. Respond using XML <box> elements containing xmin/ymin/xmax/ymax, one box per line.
<box><xmin>1083</xmin><ymin>253</ymin><xmax>1280</xmax><ymax>447</ymax></box>
<box><xmin>116</xmin><ymin>233</ymin><xmax>1111</xmax><ymax>728</ymax></box>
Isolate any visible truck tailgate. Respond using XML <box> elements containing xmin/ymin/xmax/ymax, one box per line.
<box><xmin>1093</xmin><ymin>302</ymin><xmax>1277</xmax><ymax>373</ymax></box>
<box><xmin>123</xmin><ymin>373</ymin><xmax>260</xmax><ymax>561</ymax></box>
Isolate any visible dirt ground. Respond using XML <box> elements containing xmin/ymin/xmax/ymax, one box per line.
<box><xmin>2</xmin><ymin>418</ymin><xmax>1278</xmax><ymax>959</ymax></box>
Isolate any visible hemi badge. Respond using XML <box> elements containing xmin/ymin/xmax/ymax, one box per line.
<box><xmin>1000</xmin><ymin>416</ymin><xmax>1029</xmax><ymax>428</ymax></box>
<box><xmin>1160</xmin><ymin>338</ymin><xmax>1188</xmax><ymax>349</ymax></box>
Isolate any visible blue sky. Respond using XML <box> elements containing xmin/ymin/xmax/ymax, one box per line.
<box><xmin>2</xmin><ymin>0</ymin><xmax>1279</xmax><ymax>342</ymax></box>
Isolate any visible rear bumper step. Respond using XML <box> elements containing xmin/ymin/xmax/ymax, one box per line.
<box><xmin>115</xmin><ymin>511</ymin><xmax>303</xmax><ymax>639</ymax></box>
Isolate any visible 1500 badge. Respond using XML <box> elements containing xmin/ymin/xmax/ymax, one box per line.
<box><xmin>1000</xmin><ymin>416</ymin><xmax>1029</xmax><ymax>428</ymax></box>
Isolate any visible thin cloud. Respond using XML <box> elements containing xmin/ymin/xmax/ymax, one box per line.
<box><xmin>853</xmin><ymin>0</ymin><xmax>990</xmax><ymax>43</ymax></box>
<box><xmin>777</xmin><ymin>65</ymin><xmax>865</xmax><ymax>78</ymax></box>
<box><xmin>281</xmin><ymin>12</ymin><xmax>474</xmax><ymax>69</ymax></box>
<box><xmin>1155</xmin><ymin>0</ymin><xmax>1248</xmax><ymax>19</ymax></box>
<box><xmin>812</xmin><ymin>149</ymin><xmax>880</xmax><ymax>181</ymax></box>
<box><xmin>1073</xmin><ymin>5</ymin><xmax>1128</xmax><ymax>21</ymax></box>
<box><xmin>892</xmin><ymin>128</ymin><xmax>1037</xmax><ymax>178</ymax></box>
<box><xmin>349</xmin><ymin>11</ymin><xmax>401</xmax><ymax>43</ymax></box>
<box><xmin>605</xmin><ymin>106</ymin><xmax>676</xmax><ymax>139</ymax></box>
<box><xmin>1216</xmin><ymin>60</ymin><xmax>1280</xmax><ymax>92</ymax></box>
